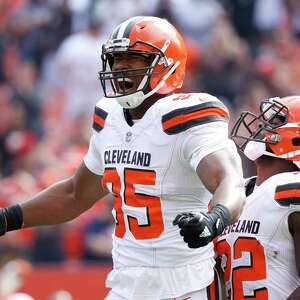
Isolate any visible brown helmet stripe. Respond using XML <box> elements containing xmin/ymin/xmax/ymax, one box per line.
<box><xmin>111</xmin><ymin>24</ymin><xmax>122</xmax><ymax>39</ymax></box>
<box><xmin>116</xmin><ymin>16</ymin><xmax>143</xmax><ymax>39</ymax></box>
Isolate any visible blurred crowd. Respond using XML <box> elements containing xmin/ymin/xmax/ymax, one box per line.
<box><xmin>0</xmin><ymin>0</ymin><xmax>300</xmax><ymax>276</ymax></box>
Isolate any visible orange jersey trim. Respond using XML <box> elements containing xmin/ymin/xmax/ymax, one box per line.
<box><xmin>94</xmin><ymin>114</ymin><xmax>105</xmax><ymax>128</ymax></box>
<box><xmin>93</xmin><ymin>107</ymin><xmax>108</xmax><ymax>132</ymax></box>
<box><xmin>274</xmin><ymin>182</ymin><xmax>300</xmax><ymax>206</ymax></box>
<box><xmin>163</xmin><ymin>107</ymin><xmax>228</xmax><ymax>130</ymax></box>
<box><xmin>275</xmin><ymin>189</ymin><xmax>300</xmax><ymax>200</ymax></box>
<box><xmin>162</xmin><ymin>101</ymin><xmax>229</xmax><ymax>135</ymax></box>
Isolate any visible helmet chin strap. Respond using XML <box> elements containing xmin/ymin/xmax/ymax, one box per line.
<box><xmin>244</xmin><ymin>140</ymin><xmax>300</xmax><ymax>169</ymax></box>
<box><xmin>243</xmin><ymin>140</ymin><xmax>274</xmax><ymax>161</ymax></box>
<box><xmin>116</xmin><ymin>60</ymin><xmax>180</xmax><ymax>109</ymax></box>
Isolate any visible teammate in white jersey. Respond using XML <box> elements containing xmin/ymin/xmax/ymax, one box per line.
<box><xmin>177</xmin><ymin>96</ymin><xmax>300</xmax><ymax>299</ymax></box>
<box><xmin>0</xmin><ymin>17</ymin><xmax>245</xmax><ymax>299</ymax></box>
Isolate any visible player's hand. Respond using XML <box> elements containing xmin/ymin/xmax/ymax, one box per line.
<box><xmin>173</xmin><ymin>212</ymin><xmax>216</xmax><ymax>248</ymax></box>
<box><xmin>173</xmin><ymin>204</ymin><xmax>231</xmax><ymax>248</ymax></box>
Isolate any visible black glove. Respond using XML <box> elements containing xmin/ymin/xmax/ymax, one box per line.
<box><xmin>173</xmin><ymin>204</ymin><xmax>230</xmax><ymax>248</ymax></box>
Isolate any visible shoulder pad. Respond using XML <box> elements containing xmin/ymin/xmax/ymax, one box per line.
<box><xmin>161</xmin><ymin>93</ymin><xmax>229</xmax><ymax>135</ymax></box>
<box><xmin>273</xmin><ymin>172</ymin><xmax>300</xmax><ymax>207</ymax></box>
<box><xmin>92</xmin><ymin>98</ymin><xmax>116</xmax><ymax>132</ymax></box>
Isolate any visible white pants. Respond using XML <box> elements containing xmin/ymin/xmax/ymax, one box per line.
<box><xmin>106</xmin><ymin>288</ymin><xmax>210</xmax><ymax>300</ymax></box>
<box><xmin>105</xmin><ymin>265</ymin><xmax>221</xmax><ymax>300</ymax></box>
<box><xmin>105</xmin><ymin>259</ymin><xmax>215</xmax><ymax>300</ymax></box>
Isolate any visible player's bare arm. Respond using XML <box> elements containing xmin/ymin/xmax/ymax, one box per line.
<box><xmin>287</xmin><ymin>211</ymin><xmax>300</xmax><ymax>300</ymax></box>
<box><xmin>197</xmin><ymin>147</ymin><xmax>245</xmax><ymax>222</ymax></box>
<box><xmin>0</xmin><ymin>162</ymin><xmax>108</xmax><ymax>234</ymax></box>
<box><xmin>173</xmin><ymin>147</ymin><xmax>245</xmax><ymax>248</ymax></box>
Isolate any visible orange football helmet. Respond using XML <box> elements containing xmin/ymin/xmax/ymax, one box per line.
<box><xmin>98</xmin><ymin>16</ymin><xmax>187</xmax><ymax>108</ymax></box>
<box><xmin>231</xmin><ymin>96</ymin><xmax>300</xmax><ymax>162</ymax></box>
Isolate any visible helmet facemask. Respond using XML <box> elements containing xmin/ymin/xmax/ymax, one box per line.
<box><xmin>98</xmin><ymin>38</ymin><xmax>172</xmax><ymax>109</ymax></box>
<box><xmin>231</xmin><ymin>98</ymin><xmax>288</xmax><ymax>159</ymax></box>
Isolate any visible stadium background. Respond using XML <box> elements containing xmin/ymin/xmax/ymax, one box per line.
<box><xmin>0</xmin><ymin>0</ymin><xmax>299</xmax><ymax>299</ymax></box>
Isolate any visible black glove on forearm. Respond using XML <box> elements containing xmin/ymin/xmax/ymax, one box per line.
<box><xmin>173</xmin><ymin>204</ymin><xmax>231</xmax><ymax>248</ymax></box>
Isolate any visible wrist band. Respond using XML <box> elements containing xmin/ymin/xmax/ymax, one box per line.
<box><xmin>210</xmin><ymin>204</ymin><xmax>231</xmax><ymax>236</ymax></box>
<box><xmin>0</xmin><ymin>204</ymin><xmax>23</xmax><ymax>236</ymax></box>
<box><xmin>0</xmin><ymin>212</ymin><xmax>7</xmax><ymax>236</ymax></box>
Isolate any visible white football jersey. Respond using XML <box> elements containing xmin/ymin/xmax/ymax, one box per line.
<box><xmin>84</xmin><ymin>92</ymin><xmax>235</xmax><ymax>297</ymax></box>
<box><xmin>216</xmin><ymin>172</ymin><xmax>300</xmax><ymax>300</ymax></box>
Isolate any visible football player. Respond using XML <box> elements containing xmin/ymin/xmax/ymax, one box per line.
<box><xmin>177</xmin><ymin>96</ymin><xmax>300</xmax><ymax>299</ymax></box>
<box><xmin>0</xmin><ymin>17</ymin><xmax>245</xmax><ymax>299</ymax></box>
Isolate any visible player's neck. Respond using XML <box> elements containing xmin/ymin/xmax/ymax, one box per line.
<box><xmin>127</xmin><ymin>94</ymin><xmax>167</xmax><ymax>120</ymax></box>
<box><xmin>255</xmin><ymin>157</ymin><xmax>298</xmax><ymax>186</ymax></box>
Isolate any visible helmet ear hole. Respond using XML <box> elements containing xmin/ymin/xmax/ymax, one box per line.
<box><xmin>292</xmin><ymin>138</ymin><xmax>300</xmax><ymax>146</ymax></box>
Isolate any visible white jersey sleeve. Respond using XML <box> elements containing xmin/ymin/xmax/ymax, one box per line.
<box><xmin>83</xmin><ymin>133</ymin><xmax>104</xmax><ymax>175</ymax></box>
<box><xmin>83</xmin><ymin>98</ymin><xmax>111</xmax><ymax>175</ymax></box>
<box><xmin>158</xmin><ymin>92</ymin><xmax>236</xmax><ymax>171</ymax></box>
<box><xmin>180</xmin><ymin>121</ymin><xmax>236</xmax><ymax>171</ymax></box>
